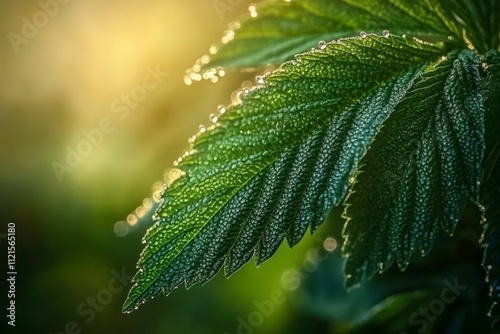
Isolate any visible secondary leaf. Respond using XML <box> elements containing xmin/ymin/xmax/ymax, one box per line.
<box><xmin>481</xmin><ymin>50</ymin><xmax>500</xmax><ymax>330</ymax></box>
<box><xmin>450</xmin><ymin>0</ymin><xmax>500</xmax><ymax>53</ymax></box>
<box><xmin>342</xmin><ymin>50</ymin><xmax>485</xmax><ymax>288</ymax></box>
<box><xmin>188</xmin><ymin>0</ymin><xmax>462</xmax><ymax>80</ymax></box>
<box><xmin>123</xmin><ymin>35</ymin><xmax>447</xmax><ymax>312</ymax></box>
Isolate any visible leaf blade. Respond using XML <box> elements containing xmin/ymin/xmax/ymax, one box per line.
<box><xmin>342</xmin><ymin>49</ymin><xmax>485</xmax><ymax>288</ymax></box>
<box><xmin>123</xmin><ymin>36</ymin><xmax>447</xmax><ymax>312</ymax></box>
<box><xmin>189</xmin><ymin>0</ymin><xmax>462</xmax><ymax>78</ymax></box>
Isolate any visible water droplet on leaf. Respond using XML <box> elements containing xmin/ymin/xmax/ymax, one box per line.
<box><xmin>200</xmin><ymin>55</ymin><xmax>210</xmax><ymax>64</ymax></box>
<box><xmin>217</xmin><ymin>105</ymin><xmax>227</xmax><ymax>114</ymax></box>
<box><xmin>249</xmin><ymin>4</ymin><xmax>258</xmax><ymax>17</ymax></box>
<box><xmin>209</xmin><ymin>113</ymin><xmax>218</xmax><ymax>123</ymax></box>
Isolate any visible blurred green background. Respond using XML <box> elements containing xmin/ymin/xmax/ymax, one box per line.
<box><xmin>0</xmin><ymin>1</ymin><xmax>342</xmax><ymax>333</ymax></box>
<box><xmin>0</xmin><ymin>1</ymin><xmax>493</xmax><ymax>334</ymax></box>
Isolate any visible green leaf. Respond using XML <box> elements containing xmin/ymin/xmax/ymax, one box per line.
<box><xmin>450</xmin><ymin>0</ymin><xmax>500</xmax><ymax>53</ymax></box>
<box><xmin>188</xmin><ymin>0</ymin><xmax>462</xmax><ymax>79</ymax></box>
<box><xmin>123</xmin><ymin>35</ymin><xmax>447</xmax><ymax>313</ymax></box>
<box><xmin>342</xmin><ymin>50</ymin><xmax>485</xmax><ymax>288</ymax></box>
<box><xmin>481</xmin><ymin>50</ymin><xmax>500</xmax><ymax>330</ymax></box>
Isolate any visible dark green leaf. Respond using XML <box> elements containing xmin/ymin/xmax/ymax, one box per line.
<box><xmin>449</xmin><ymin>0</ymin><xmax>500</xmax><ymax>53</ymax></box>
<box><xmin>187</xmin><ymin>0</ymin><xmax>462</xmax><ymax>81</ymax></box>
<box><xmin>123</xmin><ymin>36</ymin><xmax>447</xmax><ymax>312</ymax></box>
<box><xmin>342</xmin><ymin>50</ymin><xmax>485</xmax><ymax>288</ymax></box>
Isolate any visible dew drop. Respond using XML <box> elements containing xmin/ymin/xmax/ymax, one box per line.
<box><xmin>199</xmin><ymin>124</ymin><xmax>206</xmax><ymax>133</ymax></box>
<box><xmin>169</xmin><ymin>168</ymin><xmax>185</xmax><ymax>183</ymax></box>
<box><xmin>217</xmin><ymin>105</ymin><xmax>227</xmax><ymax>114</ymax></box>
<box><xmin>236</xmin><ymin>90</ymin><xmax>246</xmax><ymax>102</ymax></box>
<box><xmin>224</xmin><ymin>30</ymin><xmax>235</xmax><ymax>41</ymax></box>
<box><xmin>143</xmin><ymin>198</ymin><xmax>153</xmax><ymax>210</ymax></box>
<box><xmin>135</xmin><ymin>206</ymin><xmax>146</xmax><ymax>218</ymax></box>
<box><xmin>255</xmin><ymin>75</ymin><xmax>264</xmax><ymax>85</ymax></box>
<box><xmin>188</xmin><ymin>135</ymin><xmax>197</xmax><ymax>144</ymax></box>
<box><xmin>152</xmin><ymin>190</ymin><xmax>162</xmax><ymax>202</ymax></box>
<box><xmin>318</xmin><ymin>40</ymin><xmax>327</xmax><ymax>50</ymax></box>
<box><xmin>359</xmin><ymin>31</ymin><xmax>367</xmax><ymax>38</ymax></box>
<box><xmin>228</xmin><ymin>22</ymin><xmax>240</xmax><ymax>30</ymax></box>
<box><xmin>190</xmin><ymin>72</ymin><xmax>202</xmax><ymax>81</ymax></box>
<box><xmin>382</xmin><ymin>30</ymin><xmax>390</xmax><ymax>38</ymax></box>
<box><xmin>209</xmin><ymin>113</ymin><xmax>218</xmax><ymax>123</ymax></box>
<box><xmin>209</xmin><ymin>45</ymin><xmax>218</xmax><ymax>55</ymax></box>
<box><xmin>200</xmin><ymin>55</ymin><xmax>210</xmax><ymax>64</ymax></box>
<box><xmin>249</xmin><ymin>4</ymin><xmax>258</xmax><ymax>17</ymax></box>
<box><xmin>127</xmin><ymin>214</ymin><xmax>138</xmax><ymax>226</ymax></box>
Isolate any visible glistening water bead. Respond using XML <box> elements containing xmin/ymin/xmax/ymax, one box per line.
<box><xmin>249</xmin><ymin>4</ymin><xmax>258</xmax><ymax>17</ymax></box>
<box><xmin>217</xmin><ymin>105</ymin><xmax>227</xmax><ymax>114</ymax></box>
<box><xmin>382</xmin><ymin>30</ymin><xmax>390</xmax><ymax>38</ymax></box>
<box><xmin>209</xmin><ymin>44</ymin><xmax>218</xmax><ymax>55</ymax></box>
<box><xmin>318</xmin><ymin>40</ymin><xmax>327</xmax><ymax>50</ymax></box>
<box><xmin>255</xmin><ymin>76</ymin><xmax>264</xmax><ymax>85</ymax></box>
<box><xmin>209</xmin><ymin>113</ymin><xmax>218</xmax><ymax>123</ymax></box>
<box><xmin>359</xmin><ymin>31</ymin><xmax>367</xmax><ymax>38</ymax></box>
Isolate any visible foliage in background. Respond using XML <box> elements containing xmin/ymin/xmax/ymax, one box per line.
<box><xmin>124</xmin><ymin>0</ymin><xmax>500</xmax><ymax>332</ymax></box>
